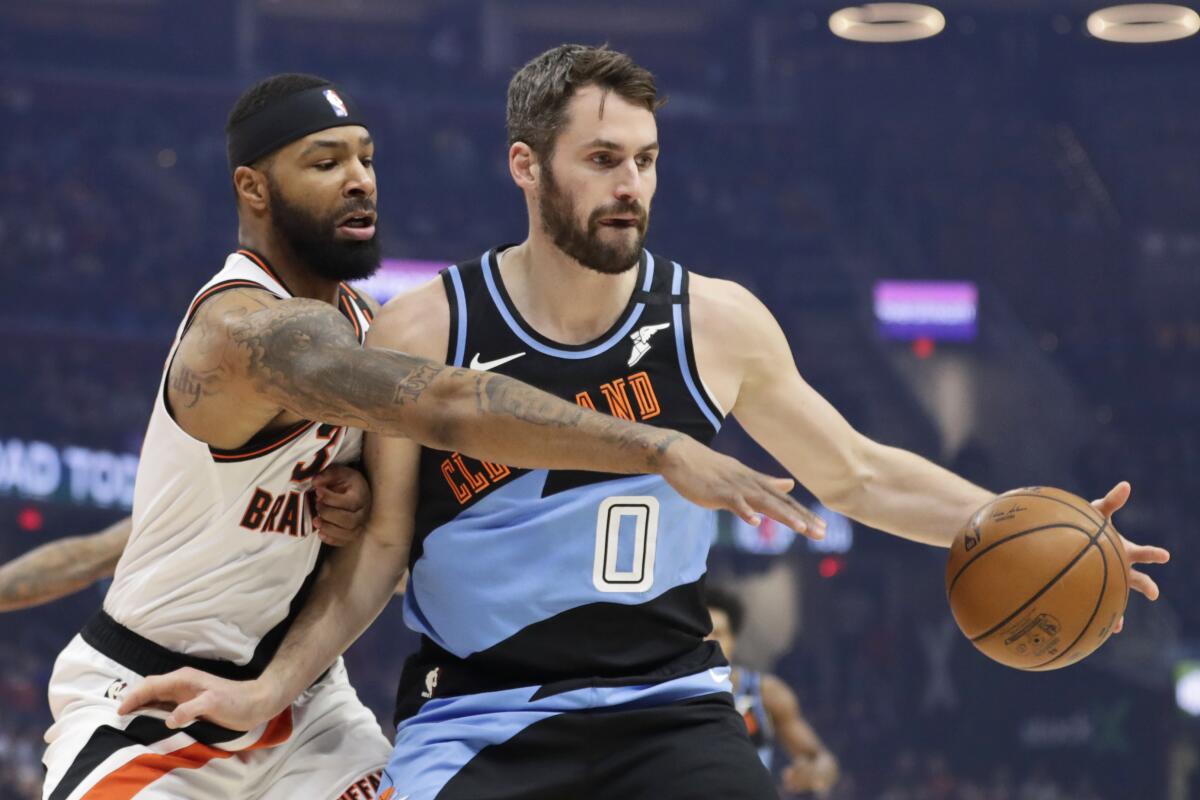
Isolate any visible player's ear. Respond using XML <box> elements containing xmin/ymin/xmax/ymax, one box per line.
<box><xmin>509</xmin><ymin>142</ymin><xmax>538</xmax><ymax>190</ymax></box>
<box><xmin>233</xmin><ymin>165</ymin><xmax>270</xmax><ymax>214</ymax></box>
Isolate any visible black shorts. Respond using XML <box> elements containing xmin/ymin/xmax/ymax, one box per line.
<box><xmin>380</xmin><ymin>691</ymin><xmax>775</xmax><ymax>800</ymax></box>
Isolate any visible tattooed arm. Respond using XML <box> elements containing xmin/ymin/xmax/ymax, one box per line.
<box><xmin>224</xmin><ymin>295</ymin><xmax>675</xmax><ymax>470</ymax></box>
<box><xmin>171</xmin><ymin>289</ymin><xmax>820</xmax><ymax>531</ymax></box>
<box><xmin>0</xmin><ymin>517</ymin><xmax>130</xmax><ymax>612</ymax></box>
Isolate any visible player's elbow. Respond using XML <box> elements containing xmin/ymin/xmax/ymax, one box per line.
<box><xmin>816</xmin><ymin>438</ymin><xmax>877</xmax><ymax>517</ymax></box>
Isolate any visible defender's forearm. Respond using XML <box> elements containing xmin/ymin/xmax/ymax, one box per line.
<box><xmin>229</xmin><ymin>300</ymin><xmax>683</xmax><ymax>474</ymax></box>
<box><xmin>290</xmin><ymin>350</ymin><xmax>682</xmax><ymax>474</ymax></box>
<box><xmin>416</xmin><ymin>367</ymin><xmax>682</xmax><ymax>472</ymax></box>
<box><xmin>252</xmin><ymin>528</ymin><xmax>407</xmax><ymax>711</ymax></box>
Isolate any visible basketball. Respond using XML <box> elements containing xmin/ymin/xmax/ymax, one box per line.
<box><xmin>946</xmin><ymin>487</ymin><xmax>1129</xmax><ymax>671</ymax></box>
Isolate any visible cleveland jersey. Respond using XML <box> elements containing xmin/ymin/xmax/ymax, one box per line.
<box><xmin>99</xmin><ymin>249</ymin><xmax>373</xmax><ymax>674</ymax></box>
<box><xmin>395</xmin><ymin>246</ymin><xmax>728</xmax><ymax>722</ymax></box>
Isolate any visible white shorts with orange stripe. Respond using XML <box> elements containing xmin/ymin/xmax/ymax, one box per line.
<box><xmin>43</xmin><ymin>635</ymin><xmax>391</xmax><ymax>800</ymax></box>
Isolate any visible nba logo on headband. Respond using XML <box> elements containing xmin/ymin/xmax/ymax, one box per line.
<box><xmin>323</xmin><ymin>89</ymin><xmax>349</xmax><ymax>117</ymax></box>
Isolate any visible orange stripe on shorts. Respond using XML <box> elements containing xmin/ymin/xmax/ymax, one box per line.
<box><xmin>83</xmin><ymin>709</ymin><xmax>293</xmax><ymax>799</ymax></box>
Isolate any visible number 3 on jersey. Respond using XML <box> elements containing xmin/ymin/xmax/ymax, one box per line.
<box><xmin>593</xmin><ymin>496</ymin><xmax>660</xmax><ymax>593</ymax></box>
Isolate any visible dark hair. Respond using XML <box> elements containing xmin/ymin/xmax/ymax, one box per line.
<box><xmin>226</xmin><ymin>73</ymin><xmax>331</xmax><ymax>166</ymax></box>
<box><xmin>705</xmin><ymin>584</ymin><xmax>745</xmax><ymax>636</ymax></box>
<box><xmin>506</xmin><ymin>44</ymin><xmax>665</xmax><ymax>158</ymax></box>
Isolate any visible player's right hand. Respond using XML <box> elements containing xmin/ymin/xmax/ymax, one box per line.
<box><xmin>660</xmin><ymin>438</ymin><xmax>826</xmax><ymax>538</ymax></box>
<box><xmin>117</xmin><ymin>667</ymin><xmax>285</xmax><ymax>732</ymax></box>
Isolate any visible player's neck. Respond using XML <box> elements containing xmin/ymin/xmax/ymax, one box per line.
<box><xmin>500</xmin><ymin>234</ymin><xmax>640</xmax><ymax>346</ymax></box>
<box><xmin>238</xmin><ymin>228</ymin><xmax>341</xmax><ymax>305</ymax></box>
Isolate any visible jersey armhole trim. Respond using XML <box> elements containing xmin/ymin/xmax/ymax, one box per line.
<box><xmin>670</xmin><ymin>263</ymin><xmax>724</xmax><ymax>432</ymax></box>
<box><xmin>209</xmin><ymin>419</ymin><xmax>317</xmax><ymax>462</ymax></box>
<box><xmin>444</xmin><ymin>265</ymin><xmax>468</xmax><ymax>367</ymax></box>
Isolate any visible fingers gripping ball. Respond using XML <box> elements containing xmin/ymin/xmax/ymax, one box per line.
<box><xmin>946</xmin><ymin>487</ymin><xmax>1129</xmax><ymax>671</ymax></box>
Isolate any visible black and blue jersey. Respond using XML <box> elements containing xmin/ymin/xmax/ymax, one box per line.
<box><xmin>395</xmin><ymin>246</ymin><xmax>729</xmax><ymax>725</ymax></box>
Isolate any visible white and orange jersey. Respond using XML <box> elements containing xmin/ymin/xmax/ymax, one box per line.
<box><xmin>103</xmin><ymin>249</ymin><xmax>375</xmax><ymax>666</ymax></box>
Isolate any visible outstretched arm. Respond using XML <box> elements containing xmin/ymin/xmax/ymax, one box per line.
<box><xmin>0</xmin><ymin>517</ymin><xmax>129</xmax><ymax>612</ymax></box>
<box><xmin>699</xmin><ymin>279</ymin><xmax>989</xmax><ymax>546</ymax></box>
<box><xmin>693</xmin><ymin>276</ymin><xmax>1167</xmax><ymax>593</ymax></box>
<box><xmin>761</xmin><ymin>674</ymin><xmax>839</xmax><ymax>796</ymax></box>
<box><xmin>185</xmin><ymin>288</ymin><xmax>817</xmax><ymax>531</ymax></box>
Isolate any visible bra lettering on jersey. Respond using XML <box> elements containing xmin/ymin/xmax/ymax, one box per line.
<box><xmin>439</xmin><ymin>370</ymin><xmax>663</xmax><ymax>505</ymax></box>
<box><xmin>239</xmin><ymin>488</ymin><xmax>315</xmax><ymax>536</ymax></box>
<box><xmin>238</xmin><ymin>424</ymin><xmax>345</xmax><ymax>536</ymax></box>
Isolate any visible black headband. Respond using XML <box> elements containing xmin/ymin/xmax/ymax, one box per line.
<box><xmin>227</xmin><ymin>84</ymin><xmax>367</xmax><ymax>171</ymax></box>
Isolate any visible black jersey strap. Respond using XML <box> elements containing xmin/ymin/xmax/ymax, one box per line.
<box><xmin>630</xmin><ymin>289</ymin><xmax>687</xmax><ymax>306</ymax></box>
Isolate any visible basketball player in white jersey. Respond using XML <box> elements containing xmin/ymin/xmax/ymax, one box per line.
<box><xmin>38</xmin><ymin>71</ymin><xmax>822</xmax><ymax>800</ymax></box>
<box><xmin>117</xmin><ymin>48</ymin><xmax>1169</xmax><ymax>800</ymax></box>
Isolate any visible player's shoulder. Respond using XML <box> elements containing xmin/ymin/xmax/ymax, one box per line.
<box><xmin>689</xmin><ymin>272</ymin><xmax>765</xmax><ymax>314</ymax></box>
<box><xmin>688</xmin><ymin>271</ymin><xmax>777</xmax><ymax>340</ymax></box>
<box><xmin>186</xmin><ymin>283</ymin><xmax>283</xmax><ymax>337</ymax></box>
<box><xmin>367</xmin><ymin>275</ymin><xmax>450</xmax><ymax>359</ymax></box>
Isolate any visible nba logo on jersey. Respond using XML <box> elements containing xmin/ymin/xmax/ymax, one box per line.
<box><xmin>323</xmin><ymin>89</ymin><xmax>349</xmax><ymax>117</ymax></box>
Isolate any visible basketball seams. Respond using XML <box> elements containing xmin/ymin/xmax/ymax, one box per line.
<box><xmin>947</xmin><ymin>523</ymin><xmax>1093</xmax><ymax>598</ymax></box>
<box><xmin>995</xmin><ymin>492</ymin><xmax>1106</xmax><ymax>529</ymax></box>
<box><xmin>1031</xmin><ymin>528</ymin><xmax>1110</xmax><ymax>670</ymax></box>
<box><xmin>969</xmin><ymin>517</ymin><xmax>1110</xmax><ymax>644</ymax></box>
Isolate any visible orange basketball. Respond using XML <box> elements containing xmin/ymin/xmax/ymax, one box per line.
<box><xmin>946</xmin><ymin>487</ymin><xmax>1129</xmax><ymax>671</ymax></box>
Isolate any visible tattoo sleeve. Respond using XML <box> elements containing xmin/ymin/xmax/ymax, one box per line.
<box><xmin>223</xmin><ymin>298</ymin><xmax>684</xmax><ymax>473</ymax></box>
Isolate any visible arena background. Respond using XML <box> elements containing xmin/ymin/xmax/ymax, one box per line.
<box><xmin>0</xmin><ymin>1</ymin><xmax>1196</xmax><ymax>797</ymax></box>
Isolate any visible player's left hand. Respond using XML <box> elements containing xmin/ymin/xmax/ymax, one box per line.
<box><xmin>117</xmin><ymin>667</ymin><xmax>283</xmax><ymax>732</ymax></box>
<box><xmin>311</xmin><ymin>464</ymin><xmax>372</xmax><ymax>547</ymax></box>
<box><xmin>1090</xmin><ymin>481</ymin><xmax>1170</xmax><ymax>633</ymax></box>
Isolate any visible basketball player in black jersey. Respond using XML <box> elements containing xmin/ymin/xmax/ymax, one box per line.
<box><xmin>119</xmin><ymin>48</ymin><xmax>1167</xmax><ymax>800</ymax></box>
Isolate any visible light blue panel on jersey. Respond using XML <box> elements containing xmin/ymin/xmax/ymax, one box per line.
<box><xmin>446</xmin><ymin>264</ymin><xmax>468</xmax><ymax>367</ymax></box>
<box><xmin>379</xmin><ymin>666</ymin><xmax>733</xmax><ymax>800</ymax></box>
<box><xmin>403</xmin><ymin>470</ymin><xmax>716</xmax><ymax>658</ymax></box>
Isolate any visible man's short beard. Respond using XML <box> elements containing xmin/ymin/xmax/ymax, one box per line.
<box><xmin>538</xmin><ymin>162</ymin><xmax>647</xmax><ymax>276</ymax></box>
<box><xmin>267</xmin><ymin>175</ymin><xmax>381</xmax><ymax>283</ymax></box>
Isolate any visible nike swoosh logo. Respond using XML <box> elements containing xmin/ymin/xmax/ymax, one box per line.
<box><xmin>709</xmin><ymin>667</ymin><xmax>732</xmax><ymax>685</ymax></box>
<box><xmin>469</xmin><ymin>352</ymin><xmax>526</xmax><ymax>371</ymax></box>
